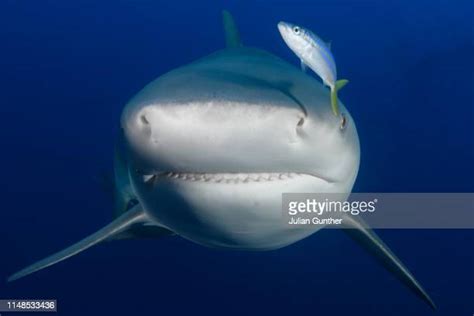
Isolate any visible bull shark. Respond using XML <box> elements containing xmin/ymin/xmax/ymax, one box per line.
<box><xmin>8</xmin><ymin>10</ymin><xmax>435</xmax><ymax>310</ymax></box>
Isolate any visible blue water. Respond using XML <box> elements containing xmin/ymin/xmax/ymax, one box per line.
<box><xmin>1</xmin><ymin>0</ymin><xmax>473</xmax><ymax>315</ymax></box>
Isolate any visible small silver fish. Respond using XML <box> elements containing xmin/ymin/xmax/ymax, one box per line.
<box><xmin>278</xmin><ymin>21</ymin><xmax>348</xmax><ymax>116</ymax></box>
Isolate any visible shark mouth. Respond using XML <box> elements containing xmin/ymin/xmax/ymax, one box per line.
<box><xmin>142</xmin><ymin>172</ymin><xmax>333</xmax><ymax>184</ymax></box>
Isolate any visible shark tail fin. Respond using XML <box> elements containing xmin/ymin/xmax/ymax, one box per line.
<box><xmin>7</xmin><ymin>205</ymin><xmax>147</xmax><ymax>282</ymax></box>
<box><xmin>341</xmin><ymin>214</ymin><xmax>436</xmax><ymax>310</ymax></box>
<box><xmin>222</xmin><ymin>10</ymin><xmax>242</xmax><ymax>48</ymax></box>
<box><xmin>330</xmin><ymin>79</ymin><xmax>349</xmax><ymax>116</ymax></box>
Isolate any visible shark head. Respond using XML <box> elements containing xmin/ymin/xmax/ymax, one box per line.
<box><xmin>122</xmin><ymin>83</ymin><xmax>358</xmax><ymax>185</ymax></box>
<box><xmin>121</xmin><ymin>48</ymin><xmax>360</xmax><ymax>249</ymax></box>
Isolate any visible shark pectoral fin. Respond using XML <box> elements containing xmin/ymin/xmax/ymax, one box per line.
<box><xmin>330</xmin><ymin>79</ymin><xmax>349</xmax><ymax>116</ymax></box>
<box><xmin>300</xmin><ymin>60</ymin><xmax>307</xmax><ymax>73</ymax></box>
<box><xmin>222</xmin><ymin>10</ymin><xmax>242</xmax><ymax>48</ymax></box>
<box><xmin>112</xmin><ymin>222</ymin><xmax>175</xmax><ymax>240</ymax></box>
<box><xmin>7</xmin><ymin>205</ymin><xmax>147</xmax><ymax>282</ymax></box>
<box><xmin>340</xmin><ymin>214</ymin><xmax>436</xmax><ymax>310</ymax></box>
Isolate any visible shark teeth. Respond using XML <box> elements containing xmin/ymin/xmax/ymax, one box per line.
<box><xmin>142</xmin><ymin>174</ymin><xmax>156</xmax><ymax>183</ymax></box>
<box><xmin>160</xmin><ymin>172</ymin><xmax>302</xmax><ymax>183</ymax></box>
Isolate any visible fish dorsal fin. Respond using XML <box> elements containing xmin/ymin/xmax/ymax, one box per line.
<box><xmin>222</xmin><ymin>10</ymin><xmax>242</xmax><ymax>48</ymax></box>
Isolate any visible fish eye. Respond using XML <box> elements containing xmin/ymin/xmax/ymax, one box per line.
<box><xmin>340</xmin><ymin>113</ymin><xmax>347</xmax><ymax>131</ymax></box>
<box><xmin>293</xmin><ymin>26</ymin><xmax>300</xmax><ymax>35</ymax></box>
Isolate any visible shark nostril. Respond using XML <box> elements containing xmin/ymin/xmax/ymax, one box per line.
<box><xmin>140</xmin><ymin>114</ymin><xmax>150</xmax><ymax>125</ymax></box>
<box><xmin>136</xmin><ymin>112</ymin><xmax>153</xmax><ymax>140</ymax></box>
<box><xmin>297</xmin><ymin>117</ymin><xmax>305</xmax><ymax>127</ymax></box>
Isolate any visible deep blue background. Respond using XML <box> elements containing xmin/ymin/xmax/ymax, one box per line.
<box><xmin>0</xmin><ymin>0</ymin><xmax>472</xmax><ymax>315</ymax></box>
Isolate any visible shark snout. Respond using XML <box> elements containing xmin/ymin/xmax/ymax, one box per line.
<box><xmin>122</xmin><ymin>104</ymin><xmax>321</xmax><ymax>175</ymax></box>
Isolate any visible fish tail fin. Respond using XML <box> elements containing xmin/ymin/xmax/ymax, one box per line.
<box><xmin>330</xmin><ymin>79</ymin><xmax>349</xmax><ymax>116</ymax></box>
<box><xmin>7</xmin><ymin>205</ymin><xmax>147</xmax><ymax>282</ymax></box>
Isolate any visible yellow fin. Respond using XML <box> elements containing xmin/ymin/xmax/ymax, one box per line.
<box><xmin>330</xmin><ymin>79</ymin><xmax>349</xmax><ymax>116</ymax></box>
<box><xmin>335</xmin><ymin>79</ymin><xmax>349</xmax><ymax>91</ymax></box>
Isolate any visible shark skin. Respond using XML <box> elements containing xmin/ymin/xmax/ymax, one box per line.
<box><xmin>8</xmin><ymin>10</ymin><xmax>435</xmax><ymax>310</ymax></box>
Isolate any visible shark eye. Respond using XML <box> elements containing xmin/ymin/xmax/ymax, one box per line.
<box><xmin>340</xmin><ymin>113</ymin><xmax>347</xmax><ymax>131</ymax></box>
<box><xmin>293</xmin><ymin>26</ymin><xmax>300</xmax><ymax>35</ymax></box>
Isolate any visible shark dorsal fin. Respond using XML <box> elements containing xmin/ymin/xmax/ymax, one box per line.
<box><xmin>222</xmin><ymin>10</ymin><xmax>242</xmax><ymax>48</ymax></box>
